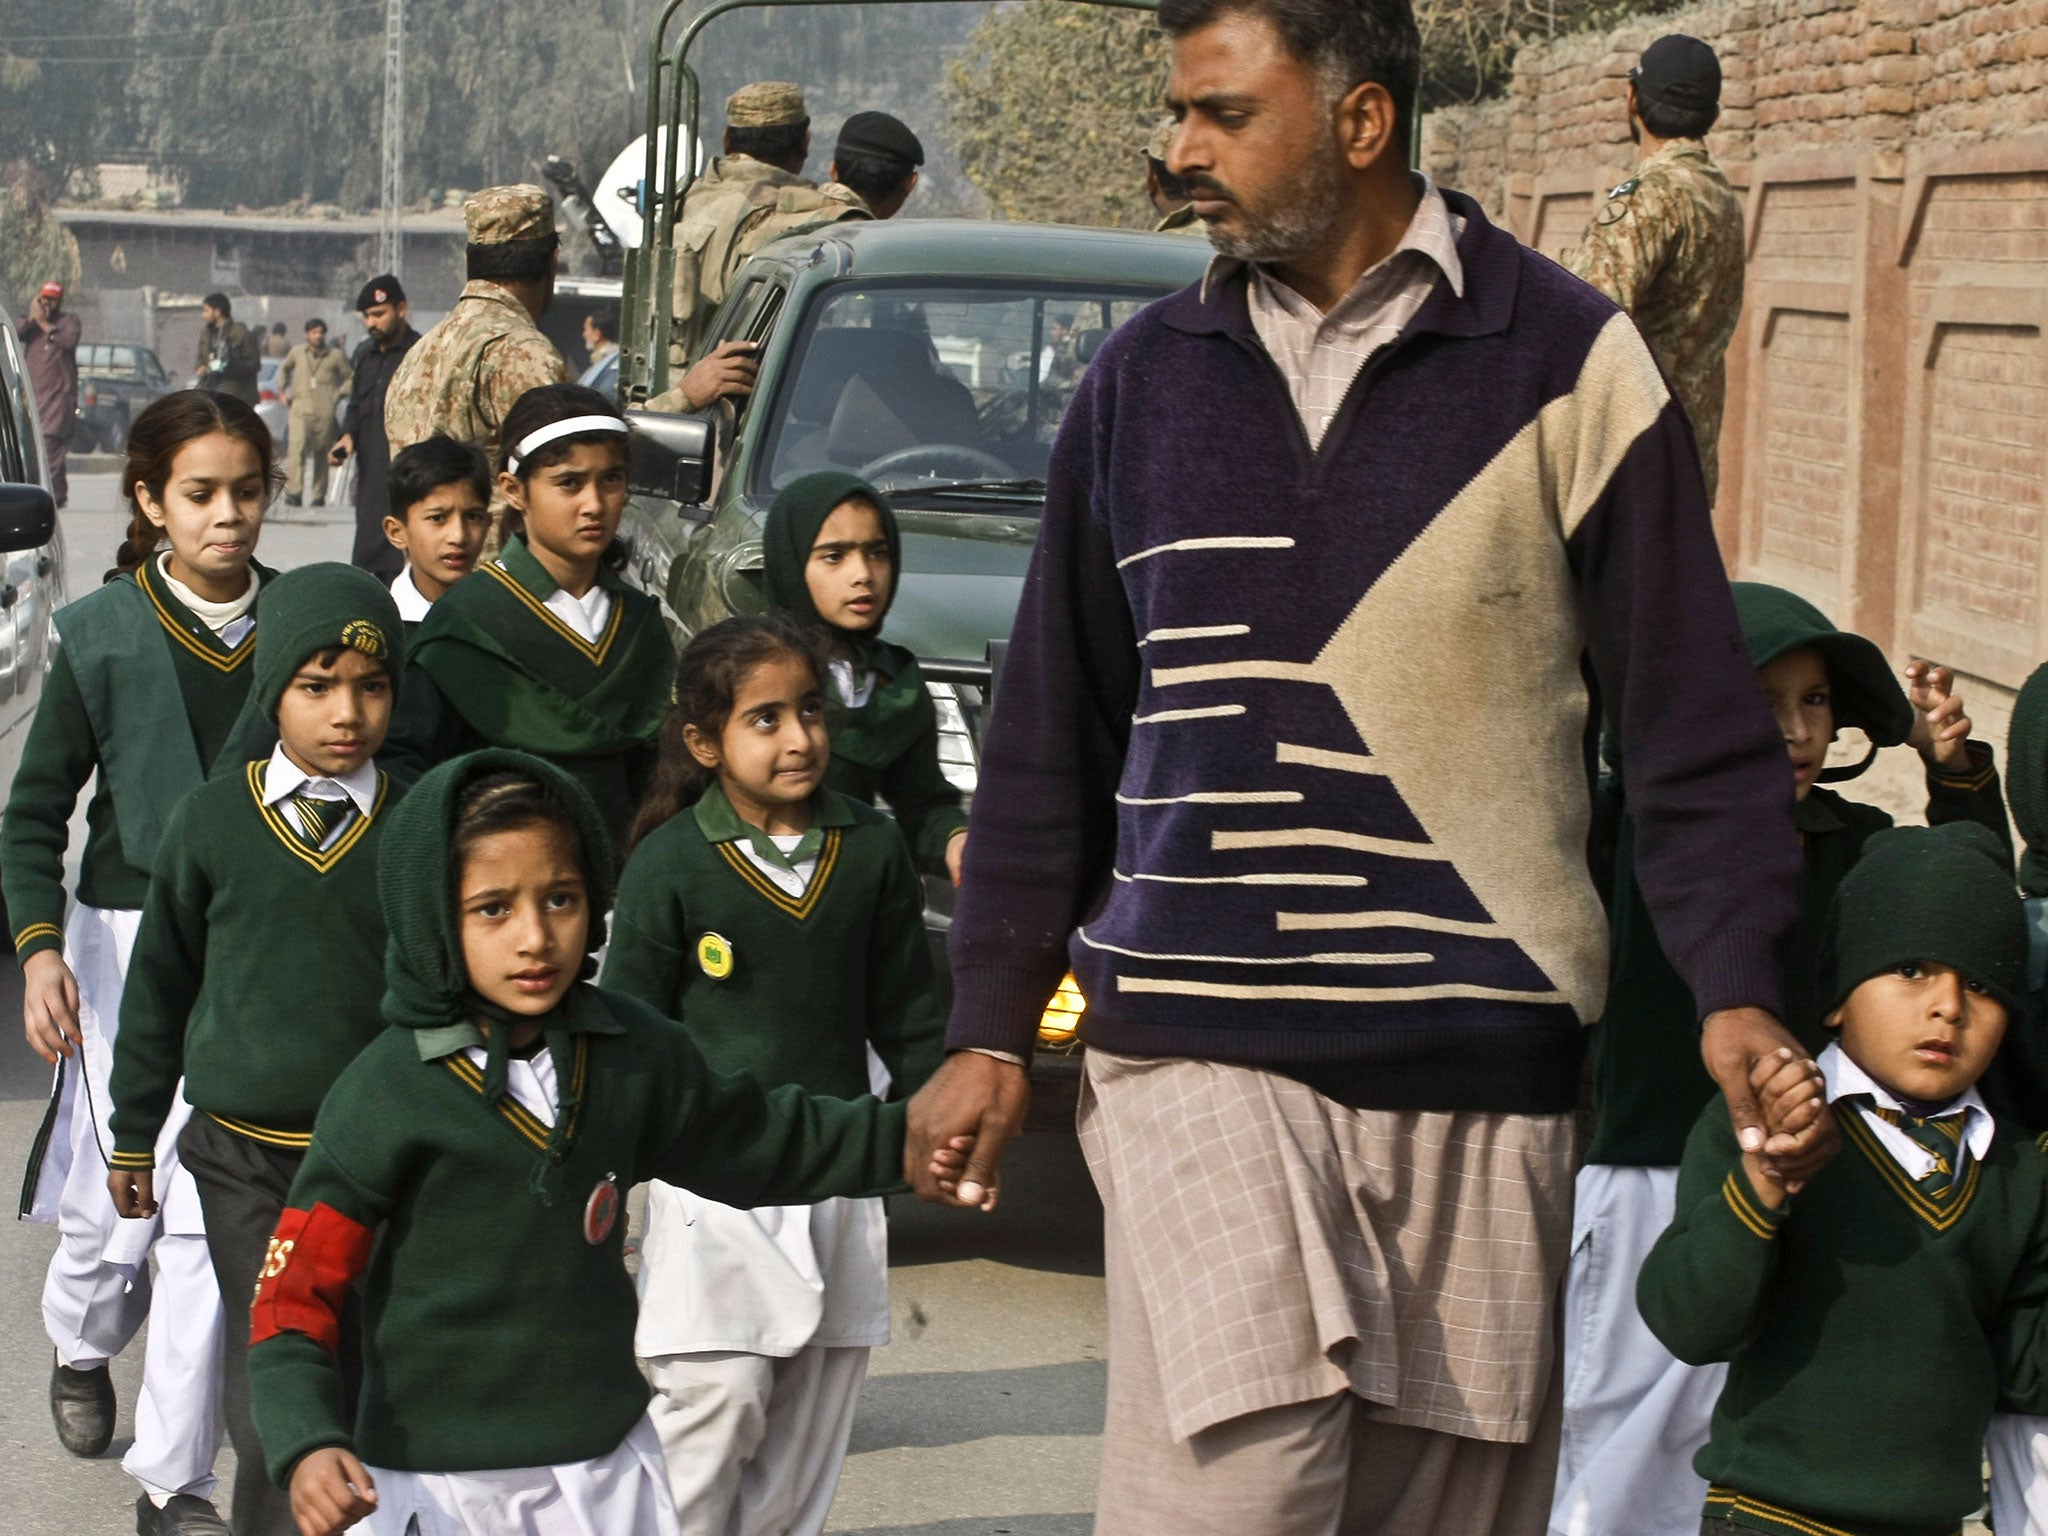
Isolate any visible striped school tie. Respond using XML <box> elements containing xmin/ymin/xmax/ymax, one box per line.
<box><xmin>284</xmin><ymin>792</ymin><xmax>357</xmax><ymax>854</ymax></box>
<box><xmin>1867</xmin><ymin>1104</ymin><xmax>1970</xmax><ymax>1202</ymax></box>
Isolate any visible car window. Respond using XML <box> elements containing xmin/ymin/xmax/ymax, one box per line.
<box><xmin>141</xmin><ymin>349</ymin><xmax>165</xmax><ymax>384</ymax></box>
<box><xmin>757</xmin><ymin>281</ymin><xmax>1160</xmax><ymax>501</ymax></box>
<box><xmin>112</xmin><ymin>346</ymin><xmax>137</xmax><ymax>372</ymax></box>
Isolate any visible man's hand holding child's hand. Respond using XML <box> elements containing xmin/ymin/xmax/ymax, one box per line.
<box><xmin>288</xmin><ymin>1446</ymin><xmax>378</xmax><ymax>1536</ymax></box>
<box><xmin>1741</xmin><ymin>1047</ymin><xmax>1836</xmax><ymax>1206</ymax></box>
<box><xmin>925</xmin><ymin>1133</ymin><xmax>994</xmax><ymax>1211</ymax></box>
<box><xmin>1905</xmin><ymin>661</ymin><xmax>1973</xmax><ymax>770</ymax></box>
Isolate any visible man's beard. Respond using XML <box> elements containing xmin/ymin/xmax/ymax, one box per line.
<box><xmin>1194</xmin><ymin>150</ymin><xmax>1352</xmax><ymax>265</ymax></box>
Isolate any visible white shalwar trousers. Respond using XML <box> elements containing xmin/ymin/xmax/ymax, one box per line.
<box><xmin>365</xmin><ymin>1411</ymin><xmax>682</xmax><ymax>1535</ymax></box>
<box><xmin>1550</xmin><ymin>1164</ymin><xmax>1725</xmax><ymax>1536</ymax></box>
<box><xmin>27</xmin><ymin>905</ymin><xmax>226</xmax><ymax>1502</ymax></box>
<box><xmin>1990</xmin><ymin>1414</ymin><xmax>2048</xmax><ymax>1536</ymax></box>
<box><xmin>643</xmin><ymin>1347</ymin><xmax>869</xmax><ymax>1536</ymax></box>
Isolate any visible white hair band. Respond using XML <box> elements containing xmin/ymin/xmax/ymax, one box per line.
<box><xmin>508</xmin><ymin>414</ymin><xmax>628</xmax><ymax>470</ymax></box>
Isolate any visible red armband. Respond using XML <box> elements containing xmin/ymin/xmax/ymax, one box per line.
<box><xmin>249</xmin><ymin>1202</ymin><xmax>374</xmax><ymax>1354</ymax></box>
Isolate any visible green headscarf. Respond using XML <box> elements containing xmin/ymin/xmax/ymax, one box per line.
<box><xmin>2009</xmin><ymin>661</ymin><xmax>2048</xmax><ymax>898</ymax></box>
<box><xmin>763</xmin><ymin>470</ymin><xmax>902</xmax><ymax>657</ymax></box>
<box><xmin>1731</xmin><ymin>581</ymin><xmax>1912</xmax><ymax>784</ymax></box>
<box><xmin>214</xmin><ymin>561</ymin><xmax>405</xmax><ymax>769</ymax></box>
<box><xmin>378</xmin><ymin>749</ymin><xmax>616</xmax><ymax>1140</ymax></box>
<box><xmin>1826</xmin><ymin>822</ymin><xmax>2027</xmax><ymax>1020</ymax></box>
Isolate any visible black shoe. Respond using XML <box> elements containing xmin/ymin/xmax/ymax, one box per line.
<box><xmin>310</xmin><ymin>497</ymin><xmax>326</xmax><ymax>507</ymax></box>
<box><xmin>136</xmin><ymin>1495</ymin><xmax>232</xmax><ymax>1536</ymax></box>
<box><xmin>49</xmin><ymin>1355</ymin><xmax>114</xmax><ymax>1456</ymax></box>
<box><xmin>284</xmin><ymin>492</ymin><xmax>303</xmax><ymax>507</ymax></box>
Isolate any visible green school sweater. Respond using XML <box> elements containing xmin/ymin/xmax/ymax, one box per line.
<box><xmin>1637</xmin><ymin>1093</ymin><xmax>2048</xmax><ymax>1536</ymax></box>
<box><xmin>108</xmin><ymin>763</ymin><xmax>399</xmax><ymax>1162</ymax></box>
<box><xmin>1589</xmin><ymin>748</ymin><xmax>2009</xmax><ymax>1167</ymax></box>
<box><xmin>2</xmin><ymin>561</ymin><xmax>262</xmax><ymax>959</ymax></box>
<box><xmin>826</xmin><ymin>642</ymin><xmax>969</xmax><ymax>874</ymax></box>
<box><xmin>602</xmin><ymin>784</ymin><xmax>943</xmax><ymax>1101</ymax></box>
<box><xmin>245</xmin><ymin>988</ymin><xmax>907</xmax><ymax>1481</ymax></box>
<box><xmin>390</xmin><ymin>537</ymin><xmax>673</xmax><ymax>848</ymax></box>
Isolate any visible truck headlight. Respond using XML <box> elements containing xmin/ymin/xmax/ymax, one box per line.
<box><xmin>927</xmin><ymin>681</ymin><xmax>982</xmax><ymax>795</ymax></box>
<box><xmin>1037</xmin><ymin>972</ymin><xmax>1085</xmax><ymax>1051</ymax></box>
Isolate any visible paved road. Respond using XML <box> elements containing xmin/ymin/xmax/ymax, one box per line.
<box><xmin>0</xmin><ymin>474</ymin><xmax>1111</xmax><ymax>1533</ymax></box>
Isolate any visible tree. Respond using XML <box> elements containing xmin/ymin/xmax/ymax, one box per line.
<box><xmin>942</xmin><ymin>1</ymin><xmax>1169</xmax><ymax>228</ymax></box>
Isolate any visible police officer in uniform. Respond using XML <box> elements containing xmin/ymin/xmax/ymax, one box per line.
<box><xmin>823</xmin><ymin>111</ymin><xmax>923</xmax><ymax>221</ymax></box>
<box><xmin>1145</xmin><ymin>117</ymin><xmax>1203</xmax><ymax>235</ymax></box>
<box><xmin>332</xmin><ymin>274</ymin><xmax>421</xmax><ymax>579</ymax></box>
<box><xmin>384</xmin><ymin>184</ymin><xmax>569</xmax><ymax>542</ymax></box>
<box><xmin>1566</xmin><ymin>34</ymin><xmax>1745</xmax><ymax>504</ymax></box>
<box><xmin>278</xmin><ymin>317</ymin><xmax>351</xmax><ymax>509</ymax></box>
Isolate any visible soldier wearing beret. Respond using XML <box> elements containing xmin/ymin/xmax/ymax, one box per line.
<box><xmin>1144</xmin><ymin>117</ymin><xmax>1203</xmax><ymax>236</ymax></box>
<box><xmin>1566</xmin><ymin>34</ymin><xmax>1745</xmax><ymax>506</ymax></box>
<box><xmin>384</xmin><ymin>185</ymin><xmax>570</xmax><ymax>544</ymax></box>
<box><xmin>713</xmin><ymin>110</ymin><xmax>924</xmax><ymax>292</ymax></box>
<box><xmin>334</xmin><ymin>273</ymin><xmax>421</xmax><ymax>580</ymax></box>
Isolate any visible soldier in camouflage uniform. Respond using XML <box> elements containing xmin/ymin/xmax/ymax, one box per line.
<box><xmin>671</xmin><ymin>82</ymin><xmax>818</xmax><ymax>363</ymax></box>
<box><xmin>1566</xmin><ymin>34</ymin><xmax>1744</xmax><ymax>506</ymax></box>
<box><xmin>1145</xmin><ymin>117</ymin><xmax>1204</xmax><ymax>236</ymax></box>
<box><xmin>384</xmin><ymin>184</ymin><xmax>568</xmax><ymax>541</ymax></box>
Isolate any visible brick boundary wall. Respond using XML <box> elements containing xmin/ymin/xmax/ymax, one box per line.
<box><xmin>1423</xmin><ymin>0</ymin><xmax>2048</xmax><ymax>744</ymax></box>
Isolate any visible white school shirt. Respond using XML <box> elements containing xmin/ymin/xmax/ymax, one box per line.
<box><xmin>261</xmin><ymin>743</ymin><xmax>380</xmax><ymax>822</ymax></box>
<box><xmin>159</xmin><ymin>553</ymin><xmax>258</xmax><ymax>647</ymax></box>
<box><xmin>1820</xmin><ymin>1042</ymin><xmax>1995</xmax><ymax>1180</ymax></box>
<box><xmin>633</xmin><ymin>821</ymin><xmax>891</xmax><ymax>1359</ymax></box>
<box><xmin>458</xmin><ymin>1043</ymin><xmax>560</xmax><ymax>1127</ymax></box>
<box><xmin>542</xmin><ymin>578</ymin><xmax>613</xmax><ymax>644</ymax></box>
<box><xmin>388</xmin><ymin>564</ymin><xmax>433</xmax><ymax>624</ymax></box>
<box><xmin>827</xmin><ymin>658</ymin><xmax>878</xmax><ymax>710</ymax></box>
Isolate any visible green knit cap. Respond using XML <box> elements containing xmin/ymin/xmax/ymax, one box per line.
<box><xmin>1731</xmin><ymin>582</ymin><xmax>1912</xmax><ymax>782</ymax></box>
<box><xmin>379</xmin><ymin>749</ymin><xmax>615</xmax><ymax>1041</ymax></box>
<box><xmin>2008</xmin><ymin>661</ymin><xmax>2048</xmax><ymax>898</ymax></box>
<box><xmin>251</xmin><ymin>561</ymin><xmax>404</xmax><ymax>718</ymax></box>
<box><xmin>1826</xmin><ymin>822</ymin><xmax>2027</xmax><ymax>1019</ymax></box>
<box><xmin>762</xmin><ymin>470</ymin><xmax>901</xmax><ymax>650</ymax></box>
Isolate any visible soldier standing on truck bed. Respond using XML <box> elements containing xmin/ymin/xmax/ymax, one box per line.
<box><xmin>1566</xmin><ymin>33</ymin><xmax>1745</xmax><ymax>506</ymax></box>
<box><xmin>672</xmin><ymin>82</ymin><xmax>818</xmax><ymax>362</ymax></box>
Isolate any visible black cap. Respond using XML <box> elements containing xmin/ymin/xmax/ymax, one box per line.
<box><xmin>1631</xmin><ymin>34</ymin><xmax>1722</xmax><ymax>113</ymax></box>
<box><xmin>836</xmin><ymin>111</ymin><xmax>924</xmax><ymax>168</ymax></box>
<box><xmin>354</xmin><ymin>274</ymin><xmax>406</xmax><ymax>311</ymax></box>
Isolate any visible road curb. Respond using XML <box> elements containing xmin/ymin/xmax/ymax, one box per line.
<box><xmin>70</xmin><ymin>454</ymin><xmax>121</xmax><ymax>474</ymax></box>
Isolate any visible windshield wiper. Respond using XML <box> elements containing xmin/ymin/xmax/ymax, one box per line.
<box><xmin>885</xmin><ymin>477</ymin><xmax>1048</xmax><ymax>498</ymax></box>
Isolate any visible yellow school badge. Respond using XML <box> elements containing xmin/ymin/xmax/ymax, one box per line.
<box><xmin>339</xmin><ymin>619</ymin><xmax>389</xmax><ymax>659</ymax></box>
<box><xmin>697</xmin><ymin>931</ymin><xmax>734</xmax><ymax>980</ymax></box>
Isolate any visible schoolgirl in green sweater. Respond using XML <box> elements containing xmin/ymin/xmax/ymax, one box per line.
<box><xmin>391</xmin><ymin>384</ymin><xmax>675</xmax><ymax>849</ymax></box>
<box><xmin>763</xmin><ymin>471</ymin><xmax>969</xmax><ymax>882</ymax></box>
<box><xmin>246</xmin><ymin>750</ymin><xmax>916</xmax><ymax>1536</ymax></box>
<box><xmin>1640</xmin><ymin>822</ymin><xmax>2048</xmax><ymax>1536</ymax></box>
<box><xmin>0</xmin><ymin>389</ymin><xmax>276</xmax><ymax>1529</ymax></box>
<box><xmin>602</xmin><ymin>613</ymin><xmax>944</xmax><ymax>1534</ymax></box>
<box><xmin>109</xmin><ymin>564</ymin><xmax>407</xmax><ymax>1536</ymax></box>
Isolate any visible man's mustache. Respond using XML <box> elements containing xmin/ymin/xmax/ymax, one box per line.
<box><xmin>1179</xmin><ymin>173</ymin><xmax>1237</xmax><ymax>205</ymax></box>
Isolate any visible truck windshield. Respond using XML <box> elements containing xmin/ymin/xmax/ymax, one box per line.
<box><xmin>757</xmin><ymin>281</ymin><xmax>1167</xmax><ymax>502</ymax></box>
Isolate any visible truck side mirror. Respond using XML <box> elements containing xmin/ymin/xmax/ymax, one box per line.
<box><xmin>0</xmin><ymin>483</ymin><xmax>56</xmax><ymax>553</ymax></box>
<box><xmin>626</xmin><ymin>411</ymin><xmax>716</xmax><ymax>508</ymax></box>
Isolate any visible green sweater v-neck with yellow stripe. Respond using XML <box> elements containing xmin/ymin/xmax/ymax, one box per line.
<box><xmin>602</xmin><ymin>784</ymin><xmax>943</xmax><ymax>1101</ymax></box>
<box><xmin>1639</xmin><ymin>1093</ymin><xmax>2048</xmax><ymax>1536</ymax></box>
<box><xmin>246</xmin><ymin>987</ymin><xmax>908</xmax><ymax>1481</ymax></box>
<box><xmin>108</xmin><ymin>761</ymin><xmax>401</xmax><ymax>1163</ymax></box>
<box><xmin>2</xmin><ymin>558</ymin><xmax>267</xmax><ymax>960</ymax></box>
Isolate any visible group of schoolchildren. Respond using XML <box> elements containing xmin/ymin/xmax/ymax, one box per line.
<box><xmin>5</xmin><ymin>380</ymin><xmax>969</xmax><ymax>1536</ymax></box>
<box><xmin>1551</xmin><ymin>580</ymin><xmax>2048</xmax><ymax>1536</ymax></box>
<box><xmin>26</xmin><ymin>377</ymin><xmax>2048</xmax><ymax>1536</ymax></box>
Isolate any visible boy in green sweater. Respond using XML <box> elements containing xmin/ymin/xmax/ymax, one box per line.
<box><xmin>109</xmin><ymin>563</ymin><xmax>407</xmax><ymax>1536</ymax></box>
<box><xmin>1638</xmin><ymin>821</ymin><xmax>2048</xmax><ymax>1536</ymax></box>
<box><xmin>381</xmin><ymin>434</ymin><xmax>490</xmax><ymax>629</ymax></box>
<box><xmin>1556</xmin><ymin>582</ymin><xmax>2009</xmax><ymax>1536</ymax></box>
<box><xmin>246</xmin><ymin>750</ymin><xmax>922</xmax><ymax>1536</ymax></box>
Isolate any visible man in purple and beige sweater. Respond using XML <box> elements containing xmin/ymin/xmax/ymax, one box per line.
<box><xmin>906</xmin><ymin>0</ymin><xmax>1837</xmax><ymax>1531</ymax></box>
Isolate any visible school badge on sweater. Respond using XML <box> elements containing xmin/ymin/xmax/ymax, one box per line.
<box><xmin>585</xmin><ymin>1174</ymin><xmax>620</xmax><ymax>1245</ymax></box>
<box><xmin>697</xmin><ymin>931</ymin><xmax>734</xmax><ymax>980</ymax></box>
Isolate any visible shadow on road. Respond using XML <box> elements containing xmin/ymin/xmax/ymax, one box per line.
<box><xmin>849</xmin><ymin>1358</ymin><xmax>1108</xmax><ymax>1451</ymax></box>
<box><xmin>832</xmin><ymin>1518</ymin><xmax>1092</xmax><ymax>1535</ymax></box>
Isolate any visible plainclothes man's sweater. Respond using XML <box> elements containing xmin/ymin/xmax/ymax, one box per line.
<box><xmin>1638</xmin><ymin>1094</ymin><xmax>2048</xmax><ymax>1536</ymax></box>
<box><xmin>603</xmin><ymin>784</ymin><xmax>943</xmax><ymax>1099</ymax></box>
<box><xmin>109</xmin><ymin>762</ymin><xmax>398</xmax><ymax>1161</ymax></box>
<box><xmin>1592</xmin><ymin>752</ymin><xmax>2009</xmax><ymax>1166</ymax></box>
<box><xmin>245</xmin><ymin>988</ymin><xmax>908</xmax><ymax>1481</ymax></box>
<box><xmin>2</xmin><ymin>558</ymin><xmax>264</xmax><ymax>959</ymax></box>
<box><xmin>946</xmin><ymin>190</ymin><xmax>1799</xmax><ymax>1111</ymax></box>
